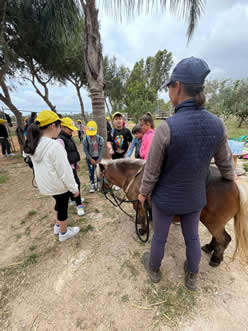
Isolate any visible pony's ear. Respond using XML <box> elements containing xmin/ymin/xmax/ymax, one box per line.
<box><xmin>99</xmin><ymin>162</ymin><xmax>106</xmax><ymax>173</ymax></box>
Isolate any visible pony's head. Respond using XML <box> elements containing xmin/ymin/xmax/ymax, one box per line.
<box><xmin>96</xmin><ymin>160</ymin><xmax>113</xmax><ymax>193</ymax></box>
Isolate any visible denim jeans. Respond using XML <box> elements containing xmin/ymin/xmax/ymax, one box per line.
<box><xmin>86</xmin><ymin>157</ymin><xmax>99</xmax><ymax>185</ymax></box>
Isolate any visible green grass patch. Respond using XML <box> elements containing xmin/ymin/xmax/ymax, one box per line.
<box><xmin>224</xmin><ymin>119</ymin><xmax>248</xmax><ymax>139</ymax></box>
<box><xmin>0</xmin><ymin>174</ymin><xmax>8</xmax><ymax>184</ymax></box>
<box><xmin>25</xmin><ymin>226</ymin><xmax>31</xmax><ymax>236</ymax></box>
<box><xmin>23</xmin><ymin>253</ymin><xmax>39</xmax><ymax>267</ymax></box>
<box><xmin>80</xmin><ymin>224</ymin><xmax>94</xmax><ymax>233</ymax></box>
<box><xmin>27</xmin><ymin>210</ymin><xmax>37</xmax><ymax>217</ymax></box>
<box><xmin>121</xmin><ymin>260</ymin><xmax>139</xmax><ymax>280</ymax></box>
<box><xmin>142</xmin><ymin>282</ymin><xmax>197</xmax><ymax>325</ymax></box>
<box><xmin>243</xmin><ymin>162</ymin><xmax>248</xmax><ymax>172</ymax></box>
<box><xmin>29</xmin><ymin>245</ymin><xmax>37</xmax><ymax>251</ymax></box>
<box><xmin>120</xmin><ymin>294</ymin><xmax>129</xmax><ymax>303</ymax></box>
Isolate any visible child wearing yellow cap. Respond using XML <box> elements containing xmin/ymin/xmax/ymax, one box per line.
<box><xmin>76</xmin><ymin>119</ymin><xmax>84</xmax><ymax>141</ymax></box>
<box><xmin>57</xmin><ymin>117</ymin><xmax>85</xmax><ymax>216</ymax></box>
<box><xmin>83</xmin><ymin>121</ymin><xmax>104</xmax><ymax>193</ymax></box>
<box><xmin>0</xmin><ymin>119</ymin><xmax>13</xmax><ymax>157</ymax></box>
<box><xmin>24</xmin><ymin>110</ymin><xmax>80</xmax><ymax>242</ymax></box>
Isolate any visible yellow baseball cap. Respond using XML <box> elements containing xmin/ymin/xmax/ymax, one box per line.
<box><xmin>24</xmin><ymin>117</ymin><xmax>28</xmax><ymax>121</ymax></box>
<box><xmin>112</xmin><ymin>112</ymin><xmax>122</xmax><ymax>120</ymax></box>
<box><xmin>77</xmin><ymin>119</ymin><xmax>82</xmax><ymax>123</ymax></box>
<box><xmin>60</xmin><ymin>117</ymin><xmax>78</xmax><ymax>131</ymax></box>
<box><xmin>86</xmin><ymin>121</ymin><xmax>97</xmax><ymax>136</ymax></box>
<box><xmin>106</xmin><ymin>116</ymin><xmax>110</xmax><ymax>120</ymax></box>
<box><xmin>35</xmin><ymin>110</ymin><xmax>60</xmax><ymax>128</ymax></box>
<box><xmin>0</xmin><ymin>119</ymin><xmax>7</xmax><ymax>124</ymax></box>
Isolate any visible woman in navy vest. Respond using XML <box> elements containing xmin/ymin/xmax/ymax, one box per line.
<box><xmin>138</xmin><ymin>57</ymin><xmax>235</xmax><ymax>290</ymax></box>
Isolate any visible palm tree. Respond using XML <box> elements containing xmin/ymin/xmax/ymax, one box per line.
<box><xmin>80</xmin><ymin>0</ymin><xmax>205</xmax><ymax>148</ymax></box>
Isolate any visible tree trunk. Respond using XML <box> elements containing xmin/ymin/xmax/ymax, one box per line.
<box><xmin>238</xmin><ymin>117</ymin><xmax>243</xmax><ymax>128</ymax></box>
<box><xmin>75</xmin><ymin>84</ymin><xmax>88</xmax><ymax>123</ymax></box>
<box><xmin>105</xmin><ymin>98</ymin><xmax>113</xmax><ymax>125</ymax></box>
<box><xmin>82</xmin><ymin>0</ymin><xmax>109</xmax><ymax>158</ymax></box>
<box><xmin>0</xmin><ymin>81</ymin><xmax>25</xmax><ymax>153</ymax></box>
<box><xmin>31</xmin><ymin>72</ymin><xmax>56</xmax><ymax>112</ymax></box>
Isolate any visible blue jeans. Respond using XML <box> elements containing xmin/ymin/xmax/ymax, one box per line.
<box><xmin>86</xmin><ymin>157</ymin><xmax>99</xmax><ymax>184</ymax></box>
<box><xmin>150</xmin><ymin>203</ymin><xmax>201</xmax><ymax>273</ymax></box>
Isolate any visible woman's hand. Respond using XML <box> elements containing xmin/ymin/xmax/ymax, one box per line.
<box><xmin>73</xmin><ymin>191</ymin><xmax>80</xmax><ymax>198</ymax></box>
<box><xmin>138</xmin><ymin>194</ymin><xmax>146</xmax><ymax>206</ymax></box>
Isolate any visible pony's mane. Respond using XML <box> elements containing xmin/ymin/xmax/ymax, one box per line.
<box><xmin>98</xmin><ymin>158</ymin><xmax>145</xmax><ymax>174</ymax></box>
<box><xmin>105</xmin><ymin>158</ymin><xmax>144</xmax><ymax>167</ymax></box>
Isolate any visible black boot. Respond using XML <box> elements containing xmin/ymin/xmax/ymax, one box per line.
<box><xmin>142</xmin><ymin>252</ymin><xmax>161</xmax><ymax>283</ymax></box>
<box><xmin>184</xmin><ymin>261</ymin><xmax>198</xmax><ymax>291</ymax></box>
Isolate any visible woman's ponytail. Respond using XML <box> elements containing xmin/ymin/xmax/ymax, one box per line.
<box><xmin>24</xmin><ymin>123</ymin><xmax>41</xmax><ymax>155</ymax></box>
<box><xmin>182</xmin><ymin>84</ymin><xmax>206</xmax><ymax>108</ymax></box>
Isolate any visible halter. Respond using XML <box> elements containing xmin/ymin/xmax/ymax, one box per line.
<box><xmin>100</xmin><ymin>165</ymin><xmax>151</xmax><ymax>243</ymax></box>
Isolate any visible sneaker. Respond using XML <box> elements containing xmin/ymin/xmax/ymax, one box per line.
<box><xmin>77</xmin><ymin>205</ymin><xmax>85</xmax><ymax>216</ymax></box>
<box><xmin>89</xmin><ymin>184</ymin><xmax>95</xmax><ymax>193</ymax></box>
<box><xmin>54</xmin><ymin>224</ymin><xmax>60</xmax><ymax>235</ymax></box>
<box><xmin>97</xmin><ymin>182</ymin><xmax>101</xmax><ymax>192</ymax></box>
<box><xmin>59</xmin><ymin>227</ymin><xmax>80</xmax><ymax>242</ymax></box>
<box><xmin>114</xmin><ymin>185</ymin><xmax>120</xmax><ymax>191</ymax></box>
<box><xmin>69</xmin><ymin>199</ymin><xmax>76</xmax><ymax>206</ymax></box>
<box><xmin>141</xmin><ymin>252</ymin><xmax>161</xmax><ymax>283</ymax></box>
<box><xmin>184</xmin><ymin>261</ymin><xmax>198</xmax><ymax>291</ymax></box>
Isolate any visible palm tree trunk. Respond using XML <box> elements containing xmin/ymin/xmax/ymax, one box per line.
<box><xmin>82</xmin><ymin>0</ymin><xmax>109</xmax><ymax>157</ymax></box>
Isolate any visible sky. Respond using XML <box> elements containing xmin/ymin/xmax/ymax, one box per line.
<box><xmin>2</xmin><ymin>0</ymin><xmax>248</xmax><ymax>116</ymax></box>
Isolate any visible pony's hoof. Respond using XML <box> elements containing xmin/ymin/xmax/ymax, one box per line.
<box><xmin>209</xmin><ymin>256</ymin><xmax>221</xmax><ymax>267</ymax></box>
<box><xmin>139</xmin><ymin>229</ymin><xmax>146</xmax><ymax>236</ymax></box>
<box><xmin>201</xmin><ymin>244</ymin><xmax>213</xmax><ymax>254</ymax></box>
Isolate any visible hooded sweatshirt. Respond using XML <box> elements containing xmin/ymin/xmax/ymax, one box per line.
<box><xmin>30</xmin><ymin>136</ymin><xmax>78</xmax><ymax>196</ymax></box>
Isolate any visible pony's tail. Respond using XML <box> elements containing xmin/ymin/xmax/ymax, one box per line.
<box><xmin>233</xmin><ymin>182</ymin><xmax>248</xmax><ymax>262</ymax></box>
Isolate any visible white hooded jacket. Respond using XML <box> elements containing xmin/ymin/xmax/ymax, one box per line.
<box><xmin>31</xmin><ymin>136</ymin><xmax>78</xmax><ymax>196</ymax></box>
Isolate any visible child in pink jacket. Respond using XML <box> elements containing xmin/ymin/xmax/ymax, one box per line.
<box><xmin>139</xmin><ymin>112</ymin><xmax>154</xmax><ymax>160</ymax></box>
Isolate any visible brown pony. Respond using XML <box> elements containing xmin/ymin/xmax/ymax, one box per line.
<box><xmin>97</xmin><ymin>158</ymin><xmax>248</xmax><ymax>267</ymax></box>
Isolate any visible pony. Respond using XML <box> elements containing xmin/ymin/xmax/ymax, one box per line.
<box><xmin>97</xmin><ymin>158</ymin><xmax>248</xmax><ymax>267</ymax></box>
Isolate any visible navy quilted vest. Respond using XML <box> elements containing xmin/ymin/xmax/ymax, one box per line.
<box><xmin>152</xmin><ymin>99</ymin><xmax>224</xmax><ymax>214</ymax></box>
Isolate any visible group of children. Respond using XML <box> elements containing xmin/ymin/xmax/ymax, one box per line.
<box><xmin>23</xmin><ymin>109</ymin><xmax>155</xmax><ymax>242</ymax></box>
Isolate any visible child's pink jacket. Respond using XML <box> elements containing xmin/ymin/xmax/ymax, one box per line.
<box><xmin>140</xmin><ymin>129</ymin><xmax>154</xmax><ymax>160</ymax></box>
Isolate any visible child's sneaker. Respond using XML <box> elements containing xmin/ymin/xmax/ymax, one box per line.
<box><xmin>59</xmin><ymin>227</ymin><xmax>80</xmax><ymax>242</ymax></box>
<box><xmin>89</xmin><ymin>184</ymin><xmax>95</xmax><ymax>193</ymax></box>
<box><xmin>54</xmin><ymin>224</ymin><xmax>60</xmax><ymax>235</ymax></box>
<box><xmin>77</xmin><ymin>205</ymin><xmax>85</xmax><ymax>216</ymax></box>
<box><xmin>69</xmin><ymin>199</ymin><xmax>76</xmax><ymax>206</ymax></box>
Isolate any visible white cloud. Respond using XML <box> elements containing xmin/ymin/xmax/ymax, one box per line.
<box><xmin>2</xmin><ymin>0</ymin><xmax>248</xmax><ymax>115</ymax></box>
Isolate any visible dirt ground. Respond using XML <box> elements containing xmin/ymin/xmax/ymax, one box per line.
<box><xmin>1</xmin><ymin>152</ymin><xmax>248</xmax><ymax>331</ymax></box>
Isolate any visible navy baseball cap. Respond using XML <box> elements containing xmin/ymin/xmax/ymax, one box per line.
<box><xmin>162</xmin><ymin>56</ymin><xmax>210</xmax><ymax>88</ymax></box>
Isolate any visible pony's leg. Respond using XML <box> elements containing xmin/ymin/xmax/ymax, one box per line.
<box><xmin>201</xmin><ymin>236</ymin><xmax>216</xmax><ymax>254</ymax></box>
<box><xmin>209</xmin><ymin>230</ymin><xmax>231</xmax><ymax>267</ymax></box>
<box><xmin>200</xmin><ymin>211</ymin><xmax>231</xmax><ymax>267</ymax></box>
<box><xmin>132</xmin><ymin>202</ymin><xmax>147</xmax><ymax>235</ymax></box>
